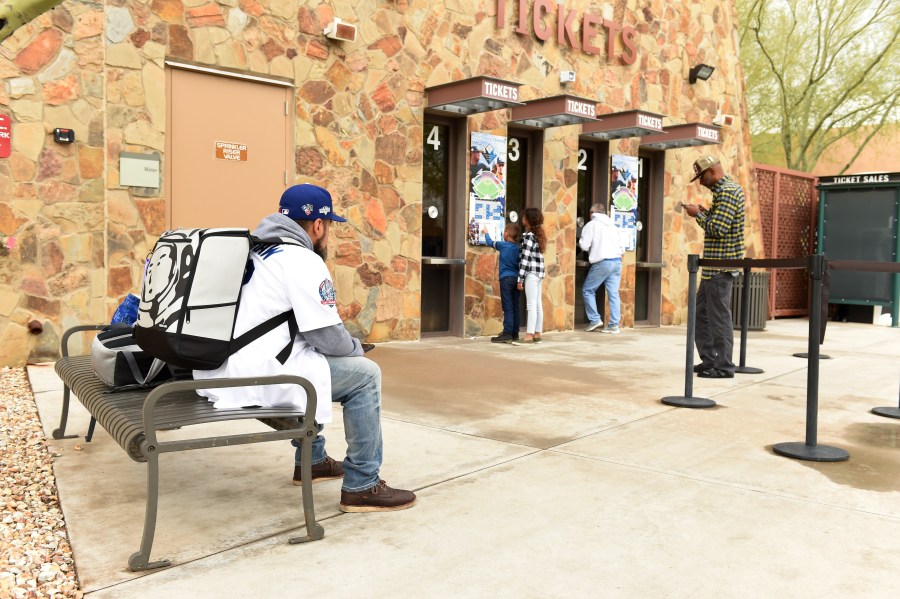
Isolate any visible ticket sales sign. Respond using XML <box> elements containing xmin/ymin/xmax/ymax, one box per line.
<box><xmin>819</xmin><ymin>172</ymin><xmax>900</xmax><ymax>185</ymax></box>
<box><xmin>215</xmin><ymin>141</ymin><xmax>248</xmax><ymax>161</ymax></box>
<box><xmin>0</xmin><ymin>114</ymin><xmax>11</xmax><ymax>159</ymax></box>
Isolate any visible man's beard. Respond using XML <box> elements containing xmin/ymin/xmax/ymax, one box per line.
<box><xmin>313</xmin><ymin>243</ymin><xmax>327</xmax><ymax>260</ymax></box>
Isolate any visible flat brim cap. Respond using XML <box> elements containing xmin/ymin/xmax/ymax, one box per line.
<box><xmin>691</xmin><ymin>155</ymin><xmax>719</xmax><ymax>182</ymax></box>
<box><xmin>279</xmin><ymin>184</ymin><xmax>346</xmax><ymax>222</ymax></box>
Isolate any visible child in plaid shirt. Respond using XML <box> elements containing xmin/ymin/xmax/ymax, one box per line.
<box><xmin>518</xmin><ymin>207</ymin><xmax>546</xmax><ymax>343</ymax></box>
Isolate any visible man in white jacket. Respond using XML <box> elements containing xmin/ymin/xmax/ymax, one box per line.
<box><xmin>578</xmin><ymin>203</ymin><xmax>624</xmax><ymax>333</ymax></box>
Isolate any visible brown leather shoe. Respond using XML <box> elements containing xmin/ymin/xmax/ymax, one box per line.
<box><xmin>339</xmin><ymin>480</ymin><xmax>416</xmax><ymax>512</ymax></box>
<box><xmin>292</xmin><ymin>456</ymin><xmax>344</xmax><ymax>485</ymax></box>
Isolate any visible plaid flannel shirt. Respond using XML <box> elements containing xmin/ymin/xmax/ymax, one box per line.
<box><xmin>518</xmin><ymin>231</ymin><xmax>545</xmax><ymax>283</ymax></box>
<box><xmin>695</xmin><ymin>175</ymin><xmax>745</xmax><ymax>279</ymax></box>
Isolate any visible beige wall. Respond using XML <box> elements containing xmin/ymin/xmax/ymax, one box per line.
<box><xmin>0</xmin><ymin>0</ymin><xmax>763</xmax><ymax>365</ymax></box>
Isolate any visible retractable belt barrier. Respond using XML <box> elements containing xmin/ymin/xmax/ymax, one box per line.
<box><xmin>662</xmin><ymin>255</ymin><xmax>807</xmax><ymax>410</ymax></box>
<box><xmin>664</xmin><ymin>254</ymin><xmax>900</xmax><ymax>462</ymax></box>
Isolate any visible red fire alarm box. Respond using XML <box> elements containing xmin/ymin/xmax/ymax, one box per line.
<box><xmin>0</xmin><ymin>114</ymin><xmax>11</xmax><ymax>158</ymax></box>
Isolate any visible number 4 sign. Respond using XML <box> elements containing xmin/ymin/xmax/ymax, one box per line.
<box><xmin>426</xmin><ymin>125</ymin><xmax>440</xmax><ymax>150</ymax></box>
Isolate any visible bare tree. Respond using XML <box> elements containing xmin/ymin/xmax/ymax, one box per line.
<box><xmin>739</xmin><ymin>0</ymin><xmax>900</xmax><ymax>173</ymax></box>
<box><xmin>0</xmin><ymin>0</ymin><xmax>65</xmax><ymax>43</ymax></box>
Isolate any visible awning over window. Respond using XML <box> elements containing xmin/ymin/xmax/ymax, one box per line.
<box><xmin>580</xmin><ymin>110</ymin><xmax>665</xmax><ymax>140</ymax></box>
<box><xmin>426</xmin><ymin>77</ymin><xmax>524</xmax><ymax>115</ymax></box>
<box><xmin>639</xmin><ymin>122</ymin><xmax>721</xmax><ymax>149</ymax></box>
<box><xmin>509</xmin><ymin>95</ymin><xmax>599</xmax><ymax>129</ymax></box>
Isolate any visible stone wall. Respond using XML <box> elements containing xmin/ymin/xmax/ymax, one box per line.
<box><xmin>1</xmin><ymin>1</ymin><xmax>106</xmax><ymax>364</ymax></box>
<box><xmin>0</xmin><ymin>0</ymin><xmax>762</xmax><ymax>365</ymax></box>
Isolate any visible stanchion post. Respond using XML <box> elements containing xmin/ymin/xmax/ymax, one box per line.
<box><xmin>685</xmin><ymin>257</ymin><xmax>698</xmax><ymax>399</ymax></box>
<box><xmin>773</xmin><ymin>254</ymin><xmax>848</xmax><ymax>461</ymax></box>
<box><xmin>735</xmin><ymin>265</ymin><xmax>763</xmax><ymax>374</ymax></box>
<box><xmin>793</xmin><ymin>260</ymin><xmax>830</xmax><ymax>359</ymax></box>
<box><xmin>871</xmin><ymin>370</ymin><xmax>900</xmax><ymax>419</ymax></box>
<box><xmin>662</xmin><ymin>254</ymin><xmax>715</xmax><ymax>409</ymax></box>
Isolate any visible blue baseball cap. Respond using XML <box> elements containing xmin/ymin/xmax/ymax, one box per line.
<box><xmin>279</xmin><ymin>184</ymin><xmax>346</xmax><ymax>222</ymax></box>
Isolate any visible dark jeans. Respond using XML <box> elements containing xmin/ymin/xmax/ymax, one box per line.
<box><xmin>695</xmin><ymin>272</ymin><xmax>735</xmax><ymax>374</ymax></box>
<box><xmin>500</xmin><ymin>276</ymin><xmax>521</xmax><ymax>336</ymax></box>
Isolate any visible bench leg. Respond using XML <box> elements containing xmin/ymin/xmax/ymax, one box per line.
<box><xmin>51</xmin><ymin>386</ymin><xmax>79</xmax><ymax>440</ymax></box>
<box><xmin>128</xmin><ymin>449</ymin><xmax>171</xmax><ymax>571</ymax></box>
<box><xmin>289</xmin><ymin>428</ymin><xmax>325</xmax><ymax>544</ymax></box>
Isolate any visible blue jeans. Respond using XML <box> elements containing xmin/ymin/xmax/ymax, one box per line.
<box><xmin>499</xmin><ymin>276</ymin><xmax>521</xmax><ymax>335</ymax></box>
<box><xmin>582</xmin><ymin>259</ymin><xmax>622</xmax><ymax>326</ymax></box>
<box><xmin>291</xmin><ymin>355</ymin><xmax>383</xmax><ymax>492</ymax></box>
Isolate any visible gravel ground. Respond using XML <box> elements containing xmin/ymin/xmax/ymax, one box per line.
<box><xmin>0</xmin><ymin>367</ymin><xmax>82</xmax><ymax>598</ymax></box>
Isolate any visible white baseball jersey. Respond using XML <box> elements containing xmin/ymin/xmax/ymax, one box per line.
<box><xmin>193</xmin><ymin>244</ymin><xmax>340</xmax><ymax>423</ymax></box>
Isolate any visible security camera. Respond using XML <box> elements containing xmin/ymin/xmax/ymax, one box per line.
<box><xmin>324</xmin><ymin>18</ymin><xmax>357</xmax><ymax>42</ymax></box>
<box><xmin>713</xmin><ymin>114</ymin><xmax>735</xmax><ymax>127</ymax></box>
<box><xmin>560</xmin><ymin>71</ymin><xmax>576</xmax><ymax>84</ymax></box>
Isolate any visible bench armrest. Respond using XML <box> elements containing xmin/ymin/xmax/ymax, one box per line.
<box><xmin>140</xmin><ymin>375</ymin><xmax>318</xmax><ymax>450</ymax></box>
<box><xmin>61</xmin><ymin>324</ymin><xmax>106</xmax><ymax>357</ymax></box>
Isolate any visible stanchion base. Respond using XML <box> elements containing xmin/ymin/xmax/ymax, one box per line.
<box><xmin>792</xmin><ymin>352</ymin><xmax>831</xmax><ymax>359</ymax></box>
<box><xmin>773</xmin><ymin>442</ymin><xmax>849</xmax><ymax>462</ymax></box>
<box><xmin>871</xmin><ymin>407</ymin><xmax>900</xmax><ymax>419</ymax></box>
<box><xmin>735</xmin><ymin>366</ymin><xmax>764</xmax><ymax>374</ymax></box>
<box><xmin>661</xmin><ymin>396</ymin><xmax>716</xmax><ymax>409</ymax></box>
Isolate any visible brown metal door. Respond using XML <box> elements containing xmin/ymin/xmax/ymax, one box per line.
<box><xmin>167</xmin><ymin>65</ymin><xmax>292</xmax><ymax>229</ymax></box>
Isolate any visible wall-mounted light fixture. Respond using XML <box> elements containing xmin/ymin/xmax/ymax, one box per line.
<box><xmin>324</xmin><ymin>17</ymin><xmax>357</xmax><ymax>42</ymax></box>
<box><xmin>689</xmin><ymin>63</ymin><xmax>715</xmax><ymax>84</ymax></box>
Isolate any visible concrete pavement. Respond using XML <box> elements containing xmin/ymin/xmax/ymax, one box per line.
<box><xmin>29</xmin><ymin>319</ymin><xmax>900</xmax><ymax>598</ymax></box>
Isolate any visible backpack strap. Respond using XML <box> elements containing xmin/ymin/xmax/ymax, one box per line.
<box><xmin>122</xmin><ymin>353</ymin><xmax>167</xmax><ymax>387</ymax></box>
<box><xmin>231</xmin><ymin>310</ymin><xmax>297</xmax><ymax>365</ymax></box>
<box><xmin>253</xmin><ymin>236</ymin><xmax>303</xmax><ymax>247</ymax></box>
<box><xmin>236</xmin><ymin>236</ymin><xmax>304</xmax><ymax>364</ymax></box>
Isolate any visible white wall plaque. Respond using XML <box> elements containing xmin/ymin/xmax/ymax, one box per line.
<box><xmin>120</xmin><ymin>152</ymin><xmax>160</xmax><ymax>188</ymax></box>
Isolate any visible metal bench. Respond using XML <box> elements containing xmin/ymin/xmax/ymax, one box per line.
<box><xmin>52</xmin><ymin>325</ymin><xmax>325</xmax><ymax>571</ymax></box>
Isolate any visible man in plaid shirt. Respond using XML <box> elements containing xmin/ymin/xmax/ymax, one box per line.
<box><xmin>683</xmin><ymin>155</ymin><xmax>745</xmax><ymax>379</ymax></box>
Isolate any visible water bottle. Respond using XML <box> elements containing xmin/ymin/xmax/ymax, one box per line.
<box><xmin>111</xmin><ymin>293</ymin><xmax>140</xmax><ymax>325</ymax></box>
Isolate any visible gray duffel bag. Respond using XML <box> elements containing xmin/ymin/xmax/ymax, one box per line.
<box><xmin>91</xmin><ymin>323</ymin><xmax>176</xmax><ymax>391</ymax></box>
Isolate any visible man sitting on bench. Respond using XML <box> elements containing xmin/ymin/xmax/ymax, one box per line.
<box><xmin>194</xmin><ymin>183</ymin><xmax>416</xmax><ymax>513</ymax></box>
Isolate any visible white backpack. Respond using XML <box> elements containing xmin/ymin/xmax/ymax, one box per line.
<box><xmin>134</xmin><ymin>228</ymin><xmax>298</xmax><ymax>370</ymax></box>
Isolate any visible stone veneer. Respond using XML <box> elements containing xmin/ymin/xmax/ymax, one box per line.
<box><xmin>0</xmin><ymin>0</ymin><xmax>763</xmax><ymax>365</ymax></box>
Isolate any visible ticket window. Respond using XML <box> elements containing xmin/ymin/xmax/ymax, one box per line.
<box><xmin>421</xmin><ymin>118</ymin><xmax>466</xmax><ymax>335</ymax></box>
<box><xmin>505</xmin><ymin>133</ymin><xmax>528</xmax><ymax>227</ymax></box>
<box><xmin>575</xmin><ymin>141</ymin><xmax>610</xmax><ymax>325</ymax></box>
<box><xmin>506</xmin><ymin>129</ymin><xmax>543</xmax><ymax>325</ymax></box>
<box><xmin>634</xmin><ymin>151</ymin><xmax>664</xmax><ymax>325</ymax></box>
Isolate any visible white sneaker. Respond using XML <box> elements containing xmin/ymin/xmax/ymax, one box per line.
<box><xmin>586</xmin><ymin>321</ymin><xmax>603</xmax><ymax>332</ymax></box>
<box><xmin>601</xmin><ymin>325</ymin><xmax>620</xmax><ymax>334</ymax></box>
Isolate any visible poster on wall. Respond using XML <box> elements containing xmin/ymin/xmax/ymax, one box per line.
<box><xmin>611</xmin><ymin>208</ymin><xmax>637</xmax><ymax>252</ymax></box>
<box><xmin>610</xmin><ymin>154</ymin><xmax>639</xmax><ymax>252</ymax></box>
<box><xmin>468</xmin><ymin>132</ymin><xmax>507</xmax><ymax>245</ymax></box>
